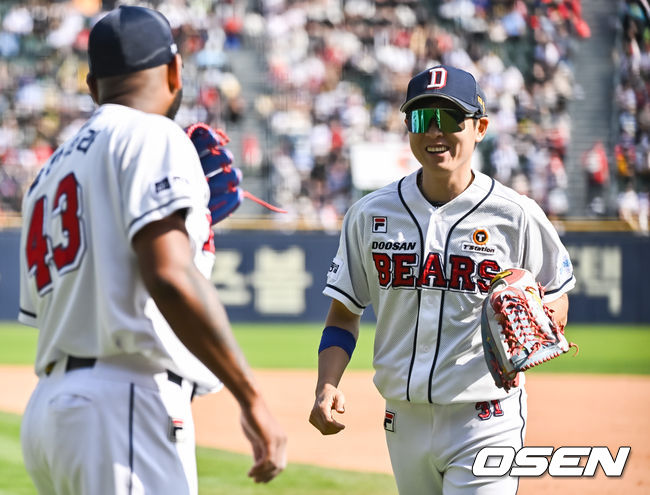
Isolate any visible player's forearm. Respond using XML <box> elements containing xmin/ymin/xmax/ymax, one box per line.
<box><xmin>134</xmin><ymin>215</ymin><xmax>260</xmax><ymax>407</ymax></box>
<box><xmin>315</xmin><ymin>346</ymin><xmax>351</xmax><ymax>393</ymax></box>
<box><xmin>315</xmin><ymin>300</ymin><xmax>361</xmax><ymax>393</ymax></box>
<box><xmin>149</xmin><ymin>265</ymin><xmax>261</xmax><ymax>405</ymax></box>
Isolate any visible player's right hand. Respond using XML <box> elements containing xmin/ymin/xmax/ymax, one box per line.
<box><xmin>309</xmin><ymin>383</ymin><xmax>346</xmax><ymax>435</ymax></box>
<box><xmin>239</xmin><ymin>397</ymin><xmax>288</xmax><ymax>483</ymax></box>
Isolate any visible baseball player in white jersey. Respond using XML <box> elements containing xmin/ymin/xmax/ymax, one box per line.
<box><xmin>18</xmin><ymin>6</ymin><xmax>286</xmax><ymax>494</ymax></box>
<box><xmin>309</xmin><ymin>65</ymin><xmax>575</xmax><ymax>494</ymax></box>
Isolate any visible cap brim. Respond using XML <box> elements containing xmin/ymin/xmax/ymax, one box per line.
<box><xmin>400</xmin><ymin>94</ymin><xmax>480</xmax><ymax>114</ymax></box>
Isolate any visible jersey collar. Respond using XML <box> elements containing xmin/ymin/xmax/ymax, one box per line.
<box><xmin>400</xmin><ymin>169</ymin><xmax>493</xmax><ymax>219</ymax></box>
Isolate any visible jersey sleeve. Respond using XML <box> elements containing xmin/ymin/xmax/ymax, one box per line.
<box><xmin>120</xmin><ymin>118</ymin><xmax>206</xmax><ymax>243</ymax></box>
<box><xmin>521</xmin><ymin>198</ymin><xmax>575</xmax><ymax>302</ymax></box>
<box><xmin>323</xmin><ymin>204</ymin><xmax>371</xmax><ymax>315</ymax></box>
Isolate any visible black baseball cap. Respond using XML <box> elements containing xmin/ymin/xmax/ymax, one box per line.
<box><xmin>400</xmin><ymin>65</ymin><xmax>487</xmax><ymax>117</ymax></box>
<box><xmin>88</xmin><ymin>6</ymin><xmax>178</xmax><ymax>78</ymax></box>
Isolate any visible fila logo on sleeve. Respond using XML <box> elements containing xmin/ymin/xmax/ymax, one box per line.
<box><xmin>373</xmin><ymin>216</ymin><xmax>387</xmax><ymax>233</ymax></box>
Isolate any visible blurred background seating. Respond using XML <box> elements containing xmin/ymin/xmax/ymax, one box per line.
<box><xmin>0</xmin><ymin>0</ymin><xmax>645</xmax><ymax>234</ymax></box>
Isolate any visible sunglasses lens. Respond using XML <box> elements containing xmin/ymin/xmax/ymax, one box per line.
<box><xmin>439</xmin><ymin>109</ymin><xmax>464</xmax><ymax>132</ymax></box>
<box><xmin>409</xmin><ymin>109</ymin><xmax>428</xmax><ymax>133</ymax></box>
<box><xmin>408</xmin><ymin>108</ymin><xmax>466</xmax><ymax>133</ymax></box>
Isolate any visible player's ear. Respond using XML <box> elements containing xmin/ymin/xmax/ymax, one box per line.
<box><xmin>167</xmin><ymin>53</ymin><xmax>183</xmax><ymax>93</ymax></box>
<box><xmin>86</xmin><ymin>73</ymin><xmax>99</xmax><ymax>104</ymax></box>
<box><xmin>474</xmin><ymin>117</ymin><xmax>488</xmax><ymax>143</ymax></box>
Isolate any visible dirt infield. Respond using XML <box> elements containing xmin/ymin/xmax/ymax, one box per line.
<box><xmin>1</xmin><ymin>366</ymin><xmax>648</xmax><ymax>495</ymax></box>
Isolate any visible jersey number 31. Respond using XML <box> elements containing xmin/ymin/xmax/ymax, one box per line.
<box><xmin>25</xmin><ymin>173</ymin><xmax>85</xmax><ymax>295</ymax></box>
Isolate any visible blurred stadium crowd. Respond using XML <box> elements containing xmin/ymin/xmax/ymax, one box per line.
<box><xmin>616</xmin><ymin>0</ymin><xmax>650</xmax><ymax>233</ymax></box>
<box><xmin>0</xmin><ymin>0</ymin><xmax>647</xmax><ymax>233</ymax></box>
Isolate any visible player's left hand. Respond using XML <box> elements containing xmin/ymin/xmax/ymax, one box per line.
<box><xmin>309</xmin><ymin>383</ymin><xmax>347</xmax><ymax>435</ymax></box>
<box><xmin>481</xmin><ymin>268</ymin><xmax>577</xmax><ymax>391</ymax></box>
<box><xmin>239</xmin><ymin>396</ymin><xmax>288</xmax><ymax>483</ymax></box>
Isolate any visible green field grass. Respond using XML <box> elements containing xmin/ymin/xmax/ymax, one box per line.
<box><xmin>1</xmin><ymin>321</ymin><xmax>649</xmax><ymax>374</ymax></box>
<box><xmin>0</xmin><ymin>413</ymin><xmax>35</xmax><ymax>495</ymax></box>
<box><xmin>0</xmin><ymin>411</ymin><xmax>397</xmax><ymax>495</ymax></box>
<box><xmin>1</xmin><ymin>321</ymin><xmax>648</xmax><ymax>494</ymax></box>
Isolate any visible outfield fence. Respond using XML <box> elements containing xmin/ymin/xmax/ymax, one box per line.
<box><xmin>1</xmin><ymin>228</ymin><xmax>648</xmax><ymax>323</ymax></box>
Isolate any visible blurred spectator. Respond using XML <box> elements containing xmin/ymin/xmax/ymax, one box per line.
<box><xmin>639</xmin><ymin>186</ymin><xmax>649</xmax><ymax>233</ymax></box>
<box><xmin>490</xmin><ymin>135</ymin><xmax>520</xmax><ymax>185</ymax></box>
<box><xmin>582</xmin><ymin>140</ymin><xmax>610</xmax><ymax>215</ymax></box>
<box><xmin>615</xmin><ymin>0</ymin><xmax>650</xmax><ymax>233</ymax></box>
<box><xmin>618</xmin><ymin>179</ymin><xmax>641</xmax><ymax>230</ymax></box>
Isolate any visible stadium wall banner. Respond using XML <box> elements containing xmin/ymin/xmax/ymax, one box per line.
<box><xmin>0</xmin><ymin>229</ymin><xmax>648</xmax><ymax>323</ymax></box>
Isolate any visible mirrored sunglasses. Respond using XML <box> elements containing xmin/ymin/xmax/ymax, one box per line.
<box><xmin>407</xmin><ymin>108</ymin><xmax>476</xmax><ymax>133</ymax></box>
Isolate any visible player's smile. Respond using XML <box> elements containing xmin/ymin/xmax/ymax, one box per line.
<box><xmin>410</xmin><ymin>130</ymin><xmax>464</xmax><ymax>168</ymax></box>
<box><xmin>425</xmin><ymin>144</ymin><xmax>450</xmax><ymax>154</ymax></box>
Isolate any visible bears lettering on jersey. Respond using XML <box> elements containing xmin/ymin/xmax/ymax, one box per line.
<box><xmin>372</xmin><ymin>250</ymin><xmax>501</xmax><ymax>294</ymax></box>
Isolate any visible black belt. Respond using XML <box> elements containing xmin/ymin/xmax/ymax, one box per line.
<box><xmin>65</xmin><ymin>356</ymin><xmax>96</xmax><ymax>372</ymax></box>
<box><xmin>44</xmin><ymin>356</ymin><xmax>96</xmax><ymax>375</ymax></box>
<box><xmin>47</xmin><ymin>356</ymin><xmax>195</xmax><ymax>399</ymax></box>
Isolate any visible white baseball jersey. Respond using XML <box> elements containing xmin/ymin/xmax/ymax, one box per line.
<box><xmin>324</xmin><ymin>169</ymin><xmax>575</xmax><ymax>404</ymax></box>
<box><xmin>18</xmin><ymin>103</ymin><xmax>221</xmax><ymax>391</ymax></box>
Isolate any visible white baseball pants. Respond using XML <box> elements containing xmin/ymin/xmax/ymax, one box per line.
<box><xmin>21</xmin><ymin>355</ymin><xmax>197</xmax><ymax>495</ymax></box>
<box><xmin>385</xmin><ymin>388</ymin><xmax>527</xmax><ymax>495</ymax></box>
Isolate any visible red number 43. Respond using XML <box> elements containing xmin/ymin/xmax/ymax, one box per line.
<box><xmin>25</xmin><ymin>173</ymin><xmax>85</xmax><ymax>294</ymax></box>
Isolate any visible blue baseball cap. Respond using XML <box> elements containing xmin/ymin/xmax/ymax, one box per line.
<box><xmin>400</xmin><ymin>65</ymin><xmax>487</xmax><ymax>117</ymax></box>
<box><xmin>88</xmin><ymin>6</ymin><xmax>178</xmax><ymax>78</ymax></box>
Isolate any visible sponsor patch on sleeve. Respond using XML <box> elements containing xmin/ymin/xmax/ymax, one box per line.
<box><xmin>327</xmin><ymin>257</ymin><xmax>344</xmax><ymax>283</ymax></box>
<box><xmin>154</xmin><ymin>177</ymin><xmax>171</xmax><ymax>193</ymax></box>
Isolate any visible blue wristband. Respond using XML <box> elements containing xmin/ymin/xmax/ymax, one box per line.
<box><xmin>318</xmin><ymin>325</ymin><xmax>357</xmax><ymax>359</ymax></box>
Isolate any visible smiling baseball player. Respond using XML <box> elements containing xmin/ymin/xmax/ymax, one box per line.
<box><xmin>309</xmin><ymin>65</ymin><xmax>575</xmax><ymax>494</ymax></box>
<box><xmin>18</xmin><ymin>6</ymin><xmax>286</xmax><ymax>494</ymax></box>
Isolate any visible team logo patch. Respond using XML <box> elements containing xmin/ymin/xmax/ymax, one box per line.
<box><xmin>462</xmin><ymin>229</ymin><xmax>495</xmax><ymax>255</ymax></box>
<box><xmin>384</xmin><ymin>410</ymin><xmax>396</xmax><ymax>432</ymax></box>
<box><xmin>559</xmin><ymin>255</ymin><xmax>572</xmax><ymax>279</ymax></box>
<box><xmin>473</xmin><ymin>229</ymin><xmax>489</xmax><ymax>245</ymax></box>
<box><xmin>168</xmin><ymin>416</ymin><xmax>187</xmax><ymax>443</ymax></box>
<box><xmin>155</xmin><ymin>177</ymin><xmax>171</xmax><ymax>193</ymax></box>
<box><xmin>373</xmin><ymin>217</ymin><xmax>387</xmax><ymax>233</ymax></box>
<box><xmin>427</xmin><ymin>67</ymin><xmax>448</xmax><ymax>89</ymax></box>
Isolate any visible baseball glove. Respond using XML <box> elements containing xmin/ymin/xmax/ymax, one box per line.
<box><xmin>480</xmin><ymin>268</ymin><xmax>577</xmax><ymax>391</ymax></box>
<box><xmin>186</xmin><ymin>123</ymin><xmax>286</xmax><ymax>225</ymax></box>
